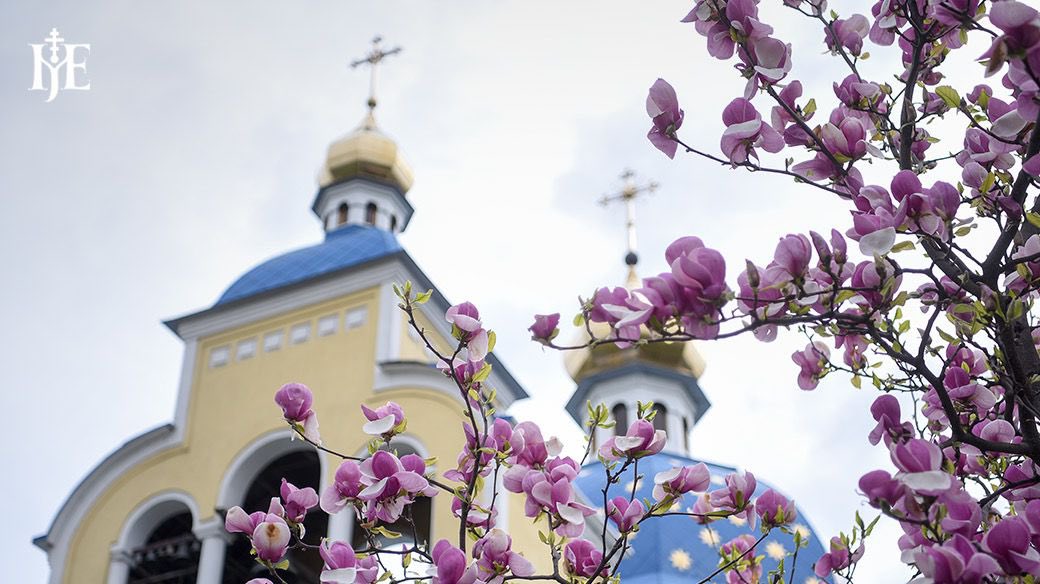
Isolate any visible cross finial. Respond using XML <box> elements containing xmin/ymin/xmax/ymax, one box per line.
<box><xmin>599</xmin><ymin>169</ymin><xmax>659</xmax><ymax>286</ymax></box>
<box><xmin>45</xmin><ymin>28</ymin><xmax>65</xmax><ymax>64</ymax></box>
<box><xmin>350</xmin><ymin>36</ymin><xmax>402</xmax><ymax>116</ymax></box>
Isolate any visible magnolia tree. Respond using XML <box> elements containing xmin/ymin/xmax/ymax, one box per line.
<box><xmin>225</xmin><ymin>0</ymin><xmax>1040</xmax><ymax>582</ymax></box>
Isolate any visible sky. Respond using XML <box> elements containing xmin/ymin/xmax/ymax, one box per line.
<box><xmin>0</xmin><ymin>1</ymin><xmax>921</xmax><ymax>581</ymax></box>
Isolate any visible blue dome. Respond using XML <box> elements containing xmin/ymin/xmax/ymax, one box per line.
<box><xmin>574</xmin><ymin>454</ymin><xmax>828</xmax><ymax>584</ymax></box>
<box><xmin>216</xmin><ymin>225</ymin><xmax>402</xmax><ymax>306</ymax></box>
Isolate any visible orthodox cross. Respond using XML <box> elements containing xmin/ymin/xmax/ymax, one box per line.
<box><xmin>350</xmin><ymin>36</ymin><xmax>402</xmax><ymax>113</ymax></box>
<box><xmin>45</xmin><ymin>28</ymin><xmax>64</xmax><ymax>63</ymax></box>
<box><xmin>599</xmin><ymin>169</ymin><xmax>658</xmax><ymax>283</ymax></box>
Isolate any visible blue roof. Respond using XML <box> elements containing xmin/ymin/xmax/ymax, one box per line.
<box><xmin>216</xmin><ymin>225</ymin><xmax>402</xmax><ymax>305</ymax></box>
<box><xmin>574</xmin><ymin>453</ymin><xmax>829</xmax><ymax>584</ymax></box>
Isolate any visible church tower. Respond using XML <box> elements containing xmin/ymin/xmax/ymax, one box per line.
<box><xmin>34</xmin><ymin>38</ymin><xmax>536</xmax><ymax>584</ymax></box>
<box><xmin>563</xmin><ymin>171</ymin><xmax>710</xmax><ymax>456</ymax></box>
<box><xmin>567</xmin><ymin>172</ymin><xmax>827</xmax><ymax>583</ymax></box>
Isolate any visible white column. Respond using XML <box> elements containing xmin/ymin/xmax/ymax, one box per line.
<box><xmin>194</xmin><ymin>518</ymin><xmax>230</xmax><ymax>584</ymax></box>
<box><xmin>327</xmin><ymin>509</ymin><xmax>354</xmax><ymax>544</ymax></box>
<box><xmin>107</xmin><ymin>547</ymin><xmax>131</xmax><ymax>584</ymax></box>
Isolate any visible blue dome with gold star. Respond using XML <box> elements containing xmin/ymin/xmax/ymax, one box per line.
<box><xmin>573</xmin><ymin>453</ymin><xmax>829</xmax><ymax>584</ymax></box>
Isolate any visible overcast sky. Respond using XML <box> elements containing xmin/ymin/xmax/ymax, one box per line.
<box><xmin>2</xmin><ymin>1</ymin><xmax>918</xmax><ymax>581</ymax></box>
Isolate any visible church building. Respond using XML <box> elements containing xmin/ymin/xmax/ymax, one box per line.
<box><xmin>34</xmin><ymin>40</ymin><xmax>826</xmax><ymax>584</ymax></box>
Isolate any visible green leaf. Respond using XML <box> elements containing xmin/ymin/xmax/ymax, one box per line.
<box><xmin>890</xmin><ymin>241</ymin><xmax>916</xmax><ymax>253</ymax></box>
<box><xmin>1027</xmin><ymin>213</ymin><xmax>1040</xmax><ymax>229</ymax></box>
<box><xmin>935</xmin><ymin>85</ymin><xmax>960</xmax><ymax>108</ymax></box>
<box><xmin>414</xmin><ymin>289</ymin><xmax>433</xmax><ymax>304</ymax></box>
<box><xmin>487</xmin><ymin>330</ymin><xmax>497</xmax><ymax>354</ymax></box>
<box><xmin>472</xmin><ymin>362</ymin><xmax>493</xmax><ymax>383</ymax></box>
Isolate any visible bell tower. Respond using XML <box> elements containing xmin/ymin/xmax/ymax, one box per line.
<box><xmin>313</xmin><ymin>36</ymin><xmax>414</xmax><ymax>235</ymax></box>
<box><xmin>564</xmin><ymin>171</ymin><xmax>711</xmax><ymax>456</ymax></box>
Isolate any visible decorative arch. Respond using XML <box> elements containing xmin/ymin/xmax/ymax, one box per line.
<box><xmin>115</xmin><ymin>490</ymin><xmax>200</xmax><ymax>551</ymax></box>
<box><xmin>337</xmin><ymin>203</ymin><xmax>349</xmax><ymax>226</ymax></box>
<box><xmin>365</xmin><ymin>202</ymin><xmax>378</xmax><ymax>225</ymax></box>
<box><xmin>217</xmin><ymin>428</ymin><xmax>329</xmax><ymax>510</ymax></box>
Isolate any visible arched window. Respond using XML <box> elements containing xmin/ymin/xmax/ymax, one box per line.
<box><xmin>223</xmin><ymin>451</ymin><xmax>326</xmax><ymax>584</ymax></box>
<box><xmin>390</xmin><ymin>215</ymin><xmax>398</xmax><ymax>232</ymax></box>
<box><xmin>337</xmin><ymin>203</ymin><xmax>349</xmax><ymax>226</ymax></box>
<box><xmin>652</xmin><ymin>404</ymin><xmax>668</xmax><ymax>432</ymax></box>
<box><xmin>127</xmin><ymin>509</ymin><xmax>200</xmax><ymax>584</ymax></box>
<box><xmin>612</xmin><ymin>403</ymin><xmax>629</xmax><ymax>436</ymax></box>
<box><xmin>365</xmin><ymin>203</ymin><xmax>378</xmax><ymax>225</ymax></box>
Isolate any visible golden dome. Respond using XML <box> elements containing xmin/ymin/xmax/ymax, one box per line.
<box><xmin>319</xmin><ymin>112</ymin><xmax>414</xmax><ymax>193</ymax></box>
<box><xmin>563</xmin><ymin>318</ymin><xmax>707</xmax><ymax>383</ymax></box>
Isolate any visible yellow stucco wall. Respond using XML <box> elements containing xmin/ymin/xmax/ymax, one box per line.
<box><xmin>62</xmin><ymin>286</ymin><xmax>549</xmax><ymax>582</ymax></box>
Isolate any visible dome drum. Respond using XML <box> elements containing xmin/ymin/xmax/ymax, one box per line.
<box><xmin>313</xmin><ymin>179</ymin><xmax>414</xmax><ymax>234</ymax></box>
<box><xmin>567</xmin><ymin>363</ymin><xmax>711</xmax><ymax>457</ymax></box>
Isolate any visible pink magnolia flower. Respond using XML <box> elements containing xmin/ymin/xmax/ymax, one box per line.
<box><xmin>791</xmin><ymin>341</ymin><xmax>829</xmax><ymax>390</ymax></box>
<box><xmin>321</xmin><ymin>460</ymin><xmax>364</xmax><ymax>515</ymax></box>
<box><xmin>473</xmin><ymin>529</ymin><xmax>535</xmax><ymax>584</ymax></box>
<box><xmin>755</xmin><ymin>488</ymin><xmax>797</xmax><ymax>529</ymax></box>
<box><xmin>563</xmin><ymin>539</ymin><xmax>606</xmax><ymax>578</ymax></box>
<box><xmin>528</xmin><ymin>313</ymin><xmax>560</xmax><ymax>343</ymax></box>
<box><xmin>983</xmin><ymin>1</ymin><xmax>1040</xmax><ymax>75</ymax></box>
<box><xmin>510</xmin><ymin>420</ymin><xmax>552</xmax><ymax>467</ymax></box>
<box><xmin>825</xmin><ymin>14</ymin><xmax>870</xmax><ymax>56</ymax></box>
<box><xmin>858</xmin><ymin>469</ymin><xmax>905</xmax><ymax>508</ymax></box>
<box><xmin>652</xmin><ymin>463</ymin><xmax>711</xmax><ymax>500</ymax></box>
<box><xmin>720</xmin><ymin>534</ymin><xmax>763</xmax><ymax>583</ymax></box>
<box><xmin>720</xmin><ymin>98</ymin><xmax>784</xmax><ymax>164</ymax></box>
<box><xmin>252</xmin><ymin>516</ymin><xmax>290</xmax><ymax>563</ymax></box>
<box><xmin>606</xmin><ymin>497</ymin><xmax>645</xmax><ymax>533</ymax></box>
<box><xmin>647</xmin><ymin>79</ymin><xmax>685</xmax><ymax>158</ymax></box>
<box><xmin>431</xmin><ymin>539</ymin><xmax>476</xmax><ymax>584</ymax></box>
<box><xmin>446</xmin><ymin>302</ymin><xmax>490</xmax><ymax>361</ymax></box>
<box><xmin>741</xmin><ymin>36</ymin><xmax>793</xmax><ymax>97</ymax></box>
<box><xmin>942</xmin><ymin>367</ymin><xmax>996</xmax><ymax>417</ymax></box>
<box><xmin>983</xmin><ymin>516</ymin><xmax>1040</xmax><ymax>576</ymax></box>
<box><xmin>279</xmin><ymin>479</ymin><xmax>318</xmax><ymax>523</ymax></box>
<box><xmin>599</xmin><ymin>419</ymin><xmax>666</xmax><ymax>461</ymax></box>
<box><xmin>833</xmin><ymin>75</ymin><xmax>884</xmax><ymax>110</ymax></box>
<box><xmin>773</xmin><ymin>234</ymin><xmax>813</xmax><ymax>280</ymax></box>
<box><xmin>511</xmin><ymin>457</ymin><xmax>595</xmax><ymax>537</ymax></box>
<box><xmin>928</xmin><ymin>0</ymin><xmax>981</xmax><ymax>28</ymax></box>
<box><xmin>815</xmin><ymin>536</ymin><xmax>865</xmax><ymax>578</ymax></box>
<box><xmin>274</xmin><ymin>383</ymin><xmax>321</xmax><ymax>443</ymax></box>
<box><xmin>818</xmin><ymin>117</ymin><xmax>869</xmax><ymax>161</ymax></box>
<box><xmin>357</xmin><ymin>450</ymin><xmax>434</xmax><ymax>523</ymax></box>
<box><xmin>710</xmin><ymin>471</ymin><xmax>757</xmax><ymax>521</ymax></box>
<box><xmin>850</xmin><ymin>259</ymin><xmax>901</xmax><ymax>310</ymax></box>
<box><xmin>360</xmin><ymin>401</ymin><xmax>405</xmax><ymax>437</ymax></box>
<box><xmin>891</xmin><ymin>438</ymin><xmax>955</xmax><ymax>495</ymax></box>
<box><xmin>868</xmin><ymin>394</ymin><xmax>913</xmax><ymax>446</ymax></box>
<box><xmin>319</xmin><ymin>540</ymin><xmax>379</xmax><ymax>584</ymax></box>
<box><xmin>913</xmin><ymin>534</ymin><xmax>1000</xmax><ymax>584</ymax></box>
<box><xmin>245</xmin><ymin>580</ymin><xmax>273</xmax><ymax>584</ymax></box>
<box><xmin>225</xmin><ymin>506</ymin><xmax>265</xmax><ymax>535</ymax></box>
<box><xmin>666</xmin><ymin>237</ymin><xmax>729</xmax><ymax>339</ymax></box>
<box><xmin>936</xmin><ymin>489</ymin><xmax>982</xmax><ymax>538</ymax></box>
